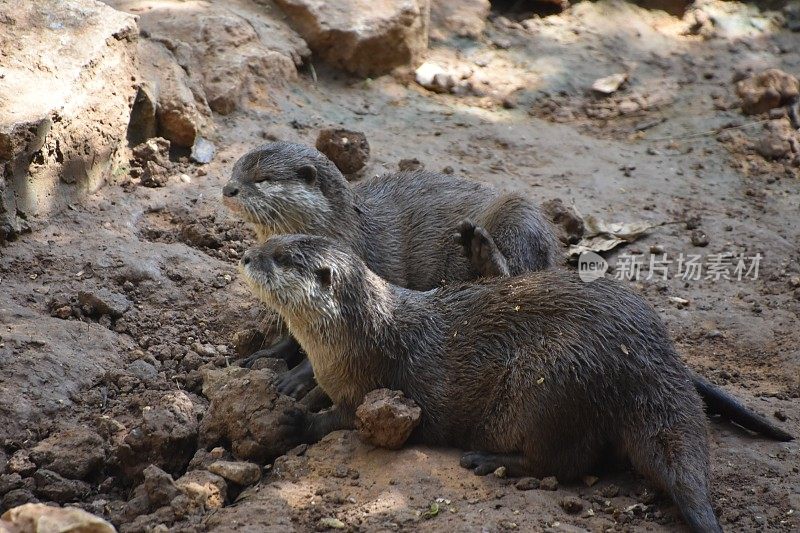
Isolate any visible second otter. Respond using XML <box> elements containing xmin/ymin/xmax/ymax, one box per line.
<box><xmin>240</xmin><ymin>234</ymin><xmax>778</xmax><ymax>533</ymax></box>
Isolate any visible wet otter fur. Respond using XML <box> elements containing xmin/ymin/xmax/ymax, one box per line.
<box><xmin>239</xmin><ymin>234</ymin><xmax>745</xmax><ymax>533</ymax></box>
<box><xmin>225</xmin><ymin>142</ymin><xmax>794</xmax><ymax>442</ymax></box>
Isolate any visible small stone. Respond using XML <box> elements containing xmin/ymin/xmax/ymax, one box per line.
<box><xmin>0</xmin><ymin>473</ymin><xmax>23</xmax><ymax>495</ymax></box>
<box><xmin>174</xmin><ymin>470</ymin><xmax>227</xmax><ymax>509</ymax></box>
<box><xmin>559</xmin><ymin>496</ymin><xmax>584</xmax><ymax>514</ymax></box>
<box><xmin>132</xmin><ymin>137</ymin><xmax>170</xmax><ymax>167</ymax></box>
<box><xmin>515</xmin><ymin>477</ymin><xmax>540</xmax><ymax>491</ymax></box>
<box><xmin>318</xmin><ymin>517</ymin><xmax>346</xmax><ymax>530</ymax></box>
<box><xmin>690</xmin><ymin>230</ymin><xmax>709</xmax><ymax>247</ymax></box>
<box><xmin>756</xmin><ymin>132</ymin><xmax>792</xmax><ymax>159</ymax></box>
<box><xmin>601</xmin><ymin>484</ymin><xmax>620</xmax><ymax>498</ymax></box>
<box><xmin>8</xmin><ymin>451</ymin><xmax>36</xmax><ymax>477</ymax></box>
<box><xmin>143</xmin><ymin>465</ymin><xmax>180</xmax><ymax>503</ymax></box>
<box><xmin>398</xmin><ymin>158</ymin><xmax>424</xmax><ymax>172</ymax></box>
<box><xmin>127</xmin><ymin>359</ymin><xmax>159</xmax><ymax>382</ymax></box>
<box><xmin>493</xmin><ymin>466</ymin><xmax>507</xmax><ymax>478</ymax></box>
<box><xmin>415</xmin><ymin>62</ymin><xmax>455</xmax><ymax>93</ymax></box>
<box><xmin>54</xmin><ymin>305</ymin><xmax>73</xmax><ymax>319</ymax></box>
<box><xmin>789</xmin><ymin>276</ymin><xmax>800</xmax><ymax>288</ymax></box>
<box><xmin>208</xmin><ymin>461</ymin><xmax>261</xmax><ymax>486</ymax></box>
<box><xmin>190</xmin><ymin>137</ymin><xmax>216</xmax><ymax>164</ymax></box>
<box><xmin>315</xmin><ymin>129</ymin><xmax>370</xmax><ymax>175</ymax></box>
<box><xmin>774</xmin><ymin>410</ymin><xmax>788</xmax><ymax>422</ymax></box>
<box><xmin>541</xmin><ymin>198</ymin><xmax>585</xmax><ymax>245</ymax></box>
<box><xmin>2</xmin><ymin>489</ymin><xmax>38</xmax><ymax>509</ymax></box>
<box><xmin>735</xmin><ymin>69</ymin><xmax>800</xmax><ymax>115</ymax></box>
<box><xmin>30</xmin><ymin>427</ymin><xmax>107</xmax><ymax>480</ymax></box>
<box><xmin>78</xmin><ymin>289</ymin><xmax>131</xmax><ymax>318</ymax></box>
<box><xmin>355</xmin><ymin>389</ymin><xmax>422</xmax><ymax>449</ymax></box>
<box><xmin>231</xmin><ymin>329</ymin><xmax>266</xmax><ymax>357</ymax></box>
<box><xmin>539</xmin><ymin>476</ymin><xmax>559</xmax><ymax>491</ymax></box>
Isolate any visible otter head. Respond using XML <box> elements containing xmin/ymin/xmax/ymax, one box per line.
<box><xmin>223</xmin><ymin>142</ymin><xmax>349</xmax><ymax>241</ymax></box>
<box><xmin>239</xmin><ymin>234</ymin><xmax>375</xmax><ymax>331</ymax></box>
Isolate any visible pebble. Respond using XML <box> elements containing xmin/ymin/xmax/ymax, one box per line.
<box><xmin>559</xmin><ymin>496</ymin><xmax>584</xmax><ymax>514</ymax></box>
<box><xmin>539</xmin><ymin>476</ymin><xmax>559</xmax><ymax>491</ymax></box>
<box><xmin>690</xmin><ymin>229</ymin><xmax>710</xmax><ymax>247</ymax></box>
<box><xmin>514</xmin><ymin>477</ymin><xmax>540</xmax><ymax>491</ymax></box>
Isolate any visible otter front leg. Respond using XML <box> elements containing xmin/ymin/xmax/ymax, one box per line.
<box><xmin>460</xmin><ymin>451</ymin><xmax>530</xmax><ymax>476</ymax></box>
<box><xmin>280</xmin><ymin>405</ymin><xmax>355</xmax><ymax>444</ymax></box>
<box><xmin>239</xmin><ymin>335</ymin><xmax>303</xmax><ymax>369</ymax></box>
<box><xmin>276</xmin><ymin>359</ymin><xmax>317</xmax><ymax>399</ymax></box>
<box><xmin>452</xmin><ymin>220</ymin><xmax>511</xmax><ymax>278</ymax></box>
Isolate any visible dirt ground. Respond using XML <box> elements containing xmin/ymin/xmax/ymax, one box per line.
<box><xmin>1</xmin><ymin>1</ymin><xmax>799</xmax><ymax>531</ymax></box>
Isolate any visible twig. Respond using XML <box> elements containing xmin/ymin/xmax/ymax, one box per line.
<box><xmin>645</xmin><ymin>118</ymin><xmax>772</xmax><ymax>143</ymax></box>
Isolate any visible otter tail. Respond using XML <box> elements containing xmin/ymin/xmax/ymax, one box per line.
<box><xmin>692</xmin><ymin>373</ymin><xmax>794</xmax><ymax>442</ymax></box>
<box><xmin>624</xmin><ymin>422</ymin><xmax>723</xmax><ymax>533</ymax></box>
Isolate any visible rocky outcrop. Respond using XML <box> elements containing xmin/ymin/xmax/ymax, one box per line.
<box><xmin>275</xmin><ymin>0</ymin><xmax>431</xmax><ymax>76</ymax></box>
<box><xmin>0</xmin><ymin>0</ymin><xmax>138</xmax><ymax>243</ymax></box>
<box><xmin>429</xmin><ymin>0</ymin><xmax>489</xmax><ymax>41</ymax></box>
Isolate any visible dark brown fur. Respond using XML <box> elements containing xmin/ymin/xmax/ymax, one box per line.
<box><xmin>240</xmin><ymin>234</ymin><xmax>723</xmax><ymax>533</ymax></box>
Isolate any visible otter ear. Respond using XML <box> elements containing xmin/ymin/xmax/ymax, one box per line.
<box><xmin>298</xmin><ymin>164</ymin><xmax>317</xmax><ymax>184</ymax></box>
<box><xmin>315</xmin><ymin>267</ymin><xmax>332</xmax><ymax>289</ymax></box>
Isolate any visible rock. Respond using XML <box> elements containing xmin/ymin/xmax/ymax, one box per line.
<box><xmin>199</xmin><ymin>367</ymin><xmax>304</xmax><ymax>463</ymax></box>
<box><xmin>77</xmin><ymin>289</ymin><xmax>131</xmax><ymax>319</ymax></box>
<box><xmin>111</xmin><ymin>0</ymin><xmax>308</xmax><ymax>119</ymax></box>
<box><xmin>132</xmin><ymin>138</ymin><xmax>171</xmax><ymax>169</ymax></box>
<box><xmin>755</xmin><ymin>119</ymin><xmax>798</xmax><ymax>160</ymax></box>
<box><xmin>775</xmin><ymin>410</ymin><xmax>788</xmax><ymax>422</ymax></box>
<box><xmin>2</xmin><ymin>489</ymin><xmax>38</xmax><ymax>510</ymax></box>
<box><xmin>115</xmin><ymin>391</ymin><xmax>200</xmax><ymax>481</ymax></box>
<box><xmin>275</xmin><ymin>0</ymin><xmax>431</xmax><ymax>76</ymax></box>
<box><xmin>33</xmin><ymin>469</ymin><xmax>90</xmax><ymax>503</ymax></box>
<box><xmin>690</xmin><ymin>229</ymin><xmax>710</xmax><ymax>247</ymax></box>
<box><xmin>591</xmin><ymin>73</ymin><xmax>628</xmax><ymax>95</ymax></box>
<box><xmin>142</xmin><ymin>465</ymin><xmax>180</xmax><ymax>505</ymax></box>
<box><xmin>539</xmin><ymin>476</ymin><xmax>559</xmax><ymax>491</ymax></box>
<box><xmin>541</xmin><ymin>198</ymin><xmax>585</xmax><ymax>245</ymax></box>
<box><xmin>430</xmin><ymin>0</ymin><xmax>489</xmax><ymax>40</ymax></box>
<box><xmin>582</xmin><ymin>475</ymin><xmax>599</xmax><ymax>487</ymax></box>
<box><xmin>7</xmin><ymin>453</ymin><xmax>35</xmax><ymax>477</ymax></box>
<box><xmin>190</xmin><ymin>138</ymin><xmax>215</xmax><ymax>165</ymax></box>
<box><xmin>250</xmin><ymin>358</ymin><xmax>289</xmax><ymax>373</ymax></box>
<box><xmin>127</xmin><ymin>359</ymin><xmax>159</xmax><ymax>383</ymax></box>
<box><xmin>514</xmin><ymin>477</ymin><xmax>540</xmax><ymax>491</ymax></box>
<box><xmin>140</xmin><ymin>161</ymin><xmax>170</xmax><ymax>188</ymax></box>
<box><xmin>601</xmin><ymin>483</ymin><xmax>620</xmax><ymax>498</ymax></box>
<box><xmin>415</xmin><ymin>62</ymin><xmax>455</xmax><ymax>93</ymax></box>
<box><xmin>0</xmin><ymin>473</ymin><xmax>23</xmax><ymax>496</ymax></box>
<box><xmin>559</xmin><ymin>496</ymin><xmax>584</xmax><ymax>514</ymax></box>
<box><xmin>736</xmin><ymin>69</ymin><xmax>800</xmax><ymax>115</ymax></box>
<box><xmin>174</xmin><ymin>470</ymin><xmax>227</xmax><ymax>509</ymax></box>
<box><xmin>315</xmin><ymin>129</ymin><xmax>370</xmax><ymax>175</ymax></box>
<box><xmin>354</xmin><ymin>389</ymin><xmax>421</xmax><ymax>449</ymax></box>
<box><xmin>318</xmin><ymin>517</ymin><xmax>346</xmax><ymax>530</ymax></box>
<box><xmin>29</xmin><ymin>428</ymin><xmax>106</xmax><ymax>481</ymax></box>
<box><xmin>231</xmin><ymin>329</ymin><xmax>267</xmax><ymax>357</ymax></box>
<box><xmin>0</xmin><ymin>0</ymin><xmax>137</xmax><ymax>244</ymax></box>
<box><xmin>127</xmin><ymin>84</ymin><xmax>158</xmax><ymax>146</ymax></box>
<box><xmin>1</xmin><ymin>503</ymin><xmax>114</xmax><ymax>533</ymax></box>
<box><xmin>207</xmin><ymin>461</ymin><xmax>261</xmax><ymax>487</ymax></box>
<box><xmin>398</xmin><ymin>158</ymin><xmax>425</xmax><ymax>172</ymax></box>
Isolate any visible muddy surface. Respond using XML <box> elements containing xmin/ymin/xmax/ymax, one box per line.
<box><xmin>1</xmin><ymin>1</ymin><xmax>799</xmax><ymax>531</ymax></box>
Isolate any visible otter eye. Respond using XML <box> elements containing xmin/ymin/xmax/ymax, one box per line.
<box><xmin>315</xmin><ymin>267</ymin><xmax>332</xmax><ymax>288</ymax></box>
<box><xmin>298</xmin><ymin>165</ymin><xmax>317</xmax><ymax>184</ymax></box>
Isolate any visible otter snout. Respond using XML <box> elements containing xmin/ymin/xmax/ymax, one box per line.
<box><xmin>223</xmin><ymin>182</ymin><xmax>240</xmax><ymax>197</ymax></box>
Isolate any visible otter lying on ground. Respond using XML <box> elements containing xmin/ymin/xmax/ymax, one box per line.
<box><xmin>225</xmin><ymin>142</ymin><xmax>793</xmax><ymax>441</ymax></box>
<box><xmin>239</xmin><ymin>234</ymin><xmax>788</xmax><ymax>533</ymax></box>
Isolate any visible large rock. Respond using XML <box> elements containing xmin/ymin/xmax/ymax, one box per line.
<box><xmin>199</xmin><ymin>367</ymin><xmax>303</xmax><ymax>463</ymax></box>
<box><xmin>107</xmin><ymin>0</ymin><xmax>309</xmax><ymax>119</ymax></box>
<box><xmin>0</xmin><ymin>0</ymin><xmax>138</xmax><ymax>244</ymax></box>
<box><xmin>275</xmin><ymin>0</ymin><xmax>431</xmax><ymax>76</ymax></box>
<box><xmin>430</xmin><ymin>0</ymin><xmax>489</xmax><ymax>40</ymax></box>
<box><xmin>1</xmin><ymin>503</ymin><xmax>115</xmax><ymax>533</ymax></box>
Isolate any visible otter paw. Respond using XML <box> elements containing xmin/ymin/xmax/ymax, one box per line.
<box><xmin>459</xmin><ymin>451</ymin><xmax>505</xmax><ymax>476</ymax></box>
<box><xmin>452</xmin><ymin>220</ymin><xmax>510</xmax><ymax>277</ymax></box>
<box><xmin>276</xmin><ymin>363</ymin><xmax>316</xmax><ymax>399</ymax></box>
<box><xmin>278</xmin><ymin>406</ymin><xmax>308</xmax><ymax>440</ymax></box>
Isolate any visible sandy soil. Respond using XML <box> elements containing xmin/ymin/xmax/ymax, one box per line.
<box><xmin>1</xmin><ymin>1</ymin><xmax>798</xmax><ymax>531</ymax></box>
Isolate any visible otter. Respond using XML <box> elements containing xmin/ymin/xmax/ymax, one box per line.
<box><xmin>224</xmin><ymin>142</ymin><xmax>793</xmax><ymax>442</ymax></box>
<box><xmin>238</xmin><ymin>234</ymin><xmax>790</xmax><ymax>533</ymax></box>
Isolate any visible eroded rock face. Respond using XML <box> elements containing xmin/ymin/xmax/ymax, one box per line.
<box><xmin>199</xmin><ymin>367</ymin><xmax>303</xmax><ymax>463</ymax></box>
<box><xmin>275</xmin><ymin>0</ymin><xmax>431</xmax><ymax>76</ymax></box>
<box><xmin>355</xmin><ymin>389</ymin><xmax>421</xmax><ymax>449</ymax></box>
<box><xmin>0</xmin><ymin>0</ymin><xmax>138</xmax><ymax>243</ymax></box>
<box><xmin>108</xmin><ymin>0</ymin><xmax>309</xmax><ymax>119</ymax></box>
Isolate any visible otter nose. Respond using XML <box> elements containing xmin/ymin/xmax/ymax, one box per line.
<box><xmin>223</xmin><ymin>183</ymin><xmax>240</xmax><ymax>197</ymax></box>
